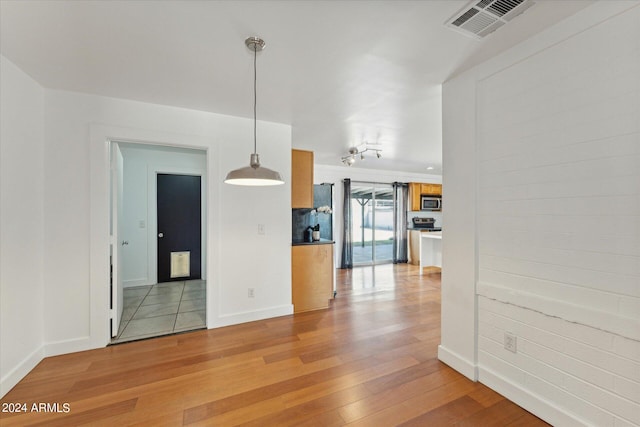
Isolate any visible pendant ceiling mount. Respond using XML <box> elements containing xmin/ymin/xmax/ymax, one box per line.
<box><xmin>224</xmin><ymin>36</ymin><xmax>284</xmax><ymax>186</ymax></box>
<box><xmin>245</xmin><ymin>36</ymin><xmax>266</xmax><ymax>52</ymax></box>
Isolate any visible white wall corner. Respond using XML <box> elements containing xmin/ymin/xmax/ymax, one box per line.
<box><xmin>1</xmin><ymin>336</ymin><xmax>94</xmax><ymax>398</ymax></box>
<box><xmin>44</xmin><ymin>337</ymin><xmax>93</xmax><ymax>359</ymax></box>
<box><xmin>438</xmin><ymin>345</ymin><xmax>478</xmax><ymax>381</ymax></box>
<box><xmin>0</xmin><ymin>346</ymin><xmax>45</xmax><ymax>398</ymax></box>
<box><xmin>441</xmin><ymin>63</ymin><xmax>479</xmax><ymax>381</ymax></box>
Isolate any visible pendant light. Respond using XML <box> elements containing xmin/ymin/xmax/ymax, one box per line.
<box><xmin>225</xmin><ymin>37</ymin><xmax>284</xmax><ymax>186</ymax></box>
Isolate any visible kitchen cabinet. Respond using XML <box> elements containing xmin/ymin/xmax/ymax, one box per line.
<box><xmin>408</xmin><ymin>230</ymin><xmax>442</xmax><ymax>270</ymax></box>
<box><xmin>292</xmin><ymin>149</ymin><xmax>314</xmax><ymax>208</ymax></box>
<box><xmin>419</xmin><ymin>232</ymin><xmax>442</xmax><ymax>271</ymax></box>
<box><xmin>409</xmin><ymin>182</ymin><xmax>442</xmax><ymax>211</ymax></box>
<box><xmin>410</xmin><ymin>183</ymin><xmax>421</xmax><ymax>212</ymax></box>
<box><xmin>408</xmin><ymin>230</ymin><xmax>421</xmax><ymax>265</ymax></box>
<box><xmin>292</xmin><ymin>243</ymin><xmax>334</xmax><ymax>313</ymax></box>
<box><xmin>421</xmin><ymin>183</ymin><xmax>442</xmax><ymax>196</ymax></box>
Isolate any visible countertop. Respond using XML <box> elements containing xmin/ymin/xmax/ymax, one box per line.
<box><xmin>292</xmin><ymin>238</ymin><xmax>335</xmax><ymax>246</ymax></box>
<box><xmin>421</xmin><ymin>231</ymin><xmax>442</xmax><ymax>239</ymax></box>
<box><xmin>408</xmin><ymin>228</ymin><xmax>442</xmax><ymax>232</ymax></box>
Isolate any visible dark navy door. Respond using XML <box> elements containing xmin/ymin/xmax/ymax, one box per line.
<box><xmin>157</xmin><ymin>174</ymin><xmax>201</xmax><ymax>283</ymax></box>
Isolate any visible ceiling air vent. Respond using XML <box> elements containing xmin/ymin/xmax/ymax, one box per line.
<box><xmin>445</xmin><ymin>0</ymin><xmax>535</xmax><ymax>39</ymax></box>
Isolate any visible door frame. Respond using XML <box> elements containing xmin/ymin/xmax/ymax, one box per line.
<box><xmin>110</xmin><ymin>142</ymin><xmax>125</xmax><ymax>337</ymax></box>
<box><xmin>150</xmin><ymin>168</ymin><xmax>206</xmax><ymax>285</ymax></box>
<box><xmin>350</xmin><ymin>181</ymin><xmax>394</xmax><ymax>266</ymax></box>
<box><xmin>89</xmin><ymin>124</ymin><xmax>217</xmax><ymax>348</ymax></box>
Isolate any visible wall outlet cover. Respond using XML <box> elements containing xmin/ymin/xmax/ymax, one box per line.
<box><xmin>504</xmin><ymin>332</ymin><xmax>517</xmax><ymax>353</ymax></box>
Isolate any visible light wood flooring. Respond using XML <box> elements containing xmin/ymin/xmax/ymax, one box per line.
<box><xmin>0</xmin><ymin>264</ymin><xmax>549</xmax><ymax>426</ymax></box>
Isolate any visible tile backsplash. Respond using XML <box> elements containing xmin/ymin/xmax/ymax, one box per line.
<box><xmin>292</xmin><ymin>208</ymin><xmax>333</xmax><ymax>242</ymax></box>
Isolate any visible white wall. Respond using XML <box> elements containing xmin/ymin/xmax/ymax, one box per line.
<box><xmin>0</xmin><ymin>56</ymin><xmax>45</xmax><ymax>396</ymax></box>
<box><xmin>439</xmin><ymin>69</ymin><xmax>479</xmax><ymax>380</ymax></box>
<box><xmin>315</xmin><ymin>164</ymin><xmax>441</xmax><ymax>267</ymax></box>
<box><xmin>0</xmin><ymin>51</ymin><xmax>292</xmax><ymax>397</ymax></box>
<box><xmin>441</xmin><ymin>3</ymin><xmax>640</xmax><ymax>426</ymax></box>
<box><xmin>42</xmin><ymin>90</ymin><xmax>292</xmax><ymax>352</ymax></box>
<box><xmin>119</xmin><ymin>143</ymin><xmax>207</xmax><ymax>287</ymax></box>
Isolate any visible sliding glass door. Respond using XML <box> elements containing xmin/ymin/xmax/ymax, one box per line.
<box><xmin>350</xmin><ymin>182</ymin><xmax>394</xmax><ymax>265</ymax></box>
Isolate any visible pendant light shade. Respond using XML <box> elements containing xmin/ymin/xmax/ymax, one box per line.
<box><xmin>224</xmin><ymin>154</ymin><xmax>283</xmax><ymax>186</ymax></box>
<box><xmin>225</xmin><ymin>37</ymin><xmax>284</xmax><ymax>186</ymax></box>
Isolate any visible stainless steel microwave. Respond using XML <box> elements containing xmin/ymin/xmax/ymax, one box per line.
<box><xmin>421</xmin><ymin>196</ymin><xmax>442</xmax><ymax>211</ymax></box>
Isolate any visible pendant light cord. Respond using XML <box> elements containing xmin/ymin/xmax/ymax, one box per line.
<box><xmin>253</xmin><ymin>45</ymin><xmax>257</xmax><ymax>154</ymax></box>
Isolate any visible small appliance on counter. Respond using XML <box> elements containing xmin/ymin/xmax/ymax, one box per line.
<box><xmin>411</xmin><ymin>217</ymin><xmax>442</xmax><ymax>231</ymax></box>
<box><xmin>304</xmin><ymin>226</ymin><xmax>313</xmax><ymax>243</ymax></box>
<box><xmin>292</xmin><ymin>183</ymin><xmax>334</xmax><ymax>244</ymax></box>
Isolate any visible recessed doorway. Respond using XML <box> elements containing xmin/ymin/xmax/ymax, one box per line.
<box><xmin>110</xmin><ymin>142</ymin><xmax>207</xmax><ymax>343</ymax></box>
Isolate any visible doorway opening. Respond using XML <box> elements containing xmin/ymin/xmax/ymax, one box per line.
<box><xmin>109</xmin><ymin>142</ymin><xmax>207</xmax><ymax>344</ymax></box>
<box><xmin>350</xmin><ymin>182</ymin><xmax>394</xmax><ymax>266</ymax></box>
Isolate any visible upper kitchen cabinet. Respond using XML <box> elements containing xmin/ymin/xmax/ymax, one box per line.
<box><xmin>421</xmin><ymin>183</ymin><xmax>442</xmax><ymax>196</ymax></box>
<box><xmin>410</xmin><ymin>183</ymin><xmax>421</xmax><ymax>211</ymax></box>
<box><xmin>292</xmin><ymin>149</ymin><xmax>314</xmax><ymax>208</ymax></box>
<box><xmin>409</xmin><ymin>182</ymin><xmax>442</xmax><ymax>211</ymax></box>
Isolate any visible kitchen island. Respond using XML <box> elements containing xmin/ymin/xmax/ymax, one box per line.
<box><xmin>419</xmin><ymin>231</ymin><xmax>442</xmax><ymax>271</ymax></box>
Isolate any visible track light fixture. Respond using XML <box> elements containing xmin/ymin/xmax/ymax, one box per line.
<box><xmin>341</xmin><ymin>145</ymin><xmax>382</xmax><ymax>166</ymax></box>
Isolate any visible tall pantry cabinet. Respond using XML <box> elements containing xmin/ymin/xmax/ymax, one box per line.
<box><xmin>291</xmin><ymin>149</ymin><xmax>334</xmax><ymax>313</ymax></box>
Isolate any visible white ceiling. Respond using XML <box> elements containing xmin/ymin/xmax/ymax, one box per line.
<box><xmin>0</xmin><ymin>0</ymin><xmax>592</xmax><ymax>174</ymax></box>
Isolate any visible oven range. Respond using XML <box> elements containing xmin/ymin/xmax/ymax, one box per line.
<box><xmin>411</xmin><ymin>217</ymin><xmax>441</xmax><ymax>231</ymax></box>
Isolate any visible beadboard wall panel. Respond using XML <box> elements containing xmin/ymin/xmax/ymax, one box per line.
<box><xmin>475</xmin><ymin>5</ymin><xmax>640</xmax><ymax>426</ymax></box>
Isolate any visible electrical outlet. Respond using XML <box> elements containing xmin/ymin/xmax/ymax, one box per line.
<box><xmin>258</xmin><ymin>224</ymin><xmax>265</xmax><ymax>235</ymax></box>
<box><xmin>504</xmin><ymin>332</ymin><xmax>517</xmax><ymax>353</ymax></box>
<box><xmin>248</xmin><ymin>288</ymin><xmax>255</xmax><ymax>298</ymax></box>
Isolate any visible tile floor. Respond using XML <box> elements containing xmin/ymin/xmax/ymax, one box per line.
<box><xmin>111</xmin><ymin>279</ymin><xmax>206</xmax><ymax>344</ymax></box>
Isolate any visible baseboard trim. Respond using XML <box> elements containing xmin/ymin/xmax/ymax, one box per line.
<box><xmin>437</xmin><ymin>344</ymin><xmax>478</xmax><ymax>381</ymax></box>
<box><xmin>212</xmin><ymin>304</ymin><xmax>294</xmax><ymax>328</ymax></box>
<box><xmin>44</xmin><ymin>336</ymin><xmax>93</xmax><ymax>358</ymax></box>
<box><xmin>479</xmin><ymin>365</ymin><xmax>588</xmax><ymax>426</ymax></box>
<box><xmin>2</xmin><ymin>336</ymin><xmax>103</xmax><ymax>398</ymax></box>
<box><xmin>1</xmin><ymin>345</ymin><xmax>45</xmax><ymax>398</ymax></box>
<box><xmin>123</xmin><ymin>278</ymin><xmax>150</xmax><ymax>288</ymax></box>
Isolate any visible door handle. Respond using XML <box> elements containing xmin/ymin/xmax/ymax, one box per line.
<box><xmin>158</xmin><ymin>233</ymin><xmax>164</xmax><ymax>238</ymax></box>
<box><xmin>121</xmin><ymin>240</ymin><xmax>129</xmax><ymax>246</ymax></box>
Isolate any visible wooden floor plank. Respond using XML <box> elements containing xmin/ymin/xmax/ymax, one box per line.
<box><xmin>456</xmin><ymin>399</ymin><xmax>538</xmax><ymax>427</ymax></box>
<box><xmin>339</xmin><ymin>370</ymin><xmax>470</xmax><ymax>425</ymax></box>
<box><xmin>0</xmin><ymin>264</ymin><xmax>548</xmax><ymax>426</ymax></box>
<box><xmin>397</xmin><ymin>395</ymin><xmax>484</xmax><ymax>426</ymax></box>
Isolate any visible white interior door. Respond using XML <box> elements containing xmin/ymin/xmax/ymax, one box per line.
<box><xmin>110</xmin><ymin>142</ymin><xmax>125</xmax><ymax>337</ymax></box>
